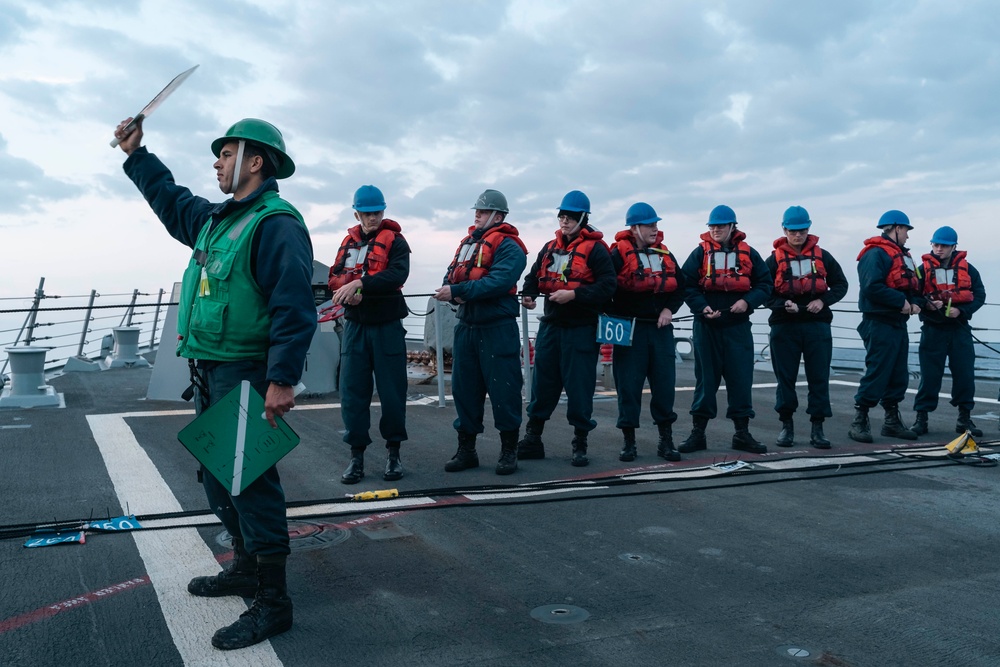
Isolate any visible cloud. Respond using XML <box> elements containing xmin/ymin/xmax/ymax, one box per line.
<box><xmin>1</xmin><ymin>0</ymin><xmax>1000</xmax><ymax>314</ymax></box>
<box><xmin>0</xmin><ymin>134</ymin><xmax>82</xmax><ymax>215</ymax></box>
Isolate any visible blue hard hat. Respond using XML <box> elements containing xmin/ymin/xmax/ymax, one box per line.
<box><xmin>781</xmin><ymin>205</ymin><xmax>811</xmax><ymax>230</ymax></box>
<box><xmin>877</xmin><ymin>210</ymin><xmax>912</xmax><ymax>229</ymax></box>
<box><xmin>626</xmin><ymin>202</ymin><xmax>661</xmax><ymax>226</ymax></box>
<box><xmin>708</xmin><ymin>204</ymin><xmax>737</xmax><ymax>226</ymax></box>
<box><xmin>930</xmin><ymin>225</ymin><xmax>958</xmax><ymax>245</ymax></box>
<box><xmin>558</xmin><ymin>190</ymin><xmax>591</xmax><ymax>214</ymax></box>
<box><xmin>353</xmin><ymin>185</ymin><xmax>386</xmax><ymax>212</ymax></box>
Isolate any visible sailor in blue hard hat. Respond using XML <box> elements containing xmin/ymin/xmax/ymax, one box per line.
<box><xmin>609</xmin><ymin>203</ymin><xmax>685</xmax><ymax>462</ymax></box>
<box><xmin>910</xmin><ymin>225</ymin><xmax>986</xmax><ymax>437</ymax></box>
<box><xmin>765</xmin><ymin>206</ymin><xmax>849</xmax><ymax>449</ymax></box>
<box><xmin>850</xmin><ymin>210</ymin><xmax>924</xmax><ymax>443</ymax></box>
<box><xmin>679</xmin><ymin>205</ymin><xmax>773</xmax><ymax>455</ymax></box>
<box><xmin>519</xmin><ymin>190</ymin><xmax>617</xmax><ymax>467</ymax></box>
<box><xmin>328</xmin><ymin>185</ymin><xmax>411</xmax><ymax>485</ymax></box>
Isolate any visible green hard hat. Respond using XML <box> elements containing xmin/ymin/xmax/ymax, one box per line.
<box><xmin>211</xmin><ymin>118</ymin><xmax>295</xmax><ymax>179</ymax></box>
<box><xmin>472</xmin><ymin>189</ymin><xmax>509</xmax><ymax>213</ymax></box>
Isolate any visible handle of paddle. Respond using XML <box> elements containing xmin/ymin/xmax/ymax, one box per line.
<box><xmin>109</xmin><ymin>114</ymin><xmax>144</xmax><ymax>148</ymax></box>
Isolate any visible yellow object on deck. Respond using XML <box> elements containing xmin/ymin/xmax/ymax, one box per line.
<box><xmin>351</xmin><ymin>489</ymin><xmax>400</xmax><ymax>501</ymax></box>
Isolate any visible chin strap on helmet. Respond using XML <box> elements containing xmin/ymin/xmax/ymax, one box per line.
<box><xmin>482</xmin><ymin>211</ymin><xmax>497</xmax><ymax>231</ymax></box>
<box><xmin>229</xmin><ymin>139</ymin><xmax>246</xmax><ymax>196</ymax></box>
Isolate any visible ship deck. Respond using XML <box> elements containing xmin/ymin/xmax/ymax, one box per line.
<box><xmin>1</xmin><ymin>360</ymin><xmax>999</xmax><ymax>666</ymax></box>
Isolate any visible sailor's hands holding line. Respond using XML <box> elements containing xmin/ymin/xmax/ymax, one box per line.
<box><xmin>702</xmin><ymin>305</ymin><xmax>721</xmax><ymax>319</ymax></box>
<box><xmin>433</xmin><ymin>285</ymin><xmax>463</xmax><ymax>304</ymax></box>
<box><xmin>332</xmin><ymin>279</ymin><xmax>363</xmax><ymax>306</ymax></box>
<box><xmin>548</xmin><ymin>289</ymin><xmax>576</xmax><ymax>304</ymax></box>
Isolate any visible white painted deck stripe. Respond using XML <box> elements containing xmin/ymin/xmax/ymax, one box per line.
<box><xmin>87</xmin><ymin>413</ymin><xmax>283</xmax><ymax>666</ymax></box>
<box><xmin>119</xmin><ymin>380</ymin><xmax>1000</xmax><ymax>420</ymax></box>
<box><xmin>462</xmin><ymin>487</ymin><xmax>610</xmax><ymax>501</ymax></box>
<box><xmin>287</xmin><ymin>497</ymin><xmax>437</xmax><ymax>517</ymax></box>
<box><xmin>755</xmin><ymin>455</ymin><xmax>882</xmax><ymax>470</ymax></box>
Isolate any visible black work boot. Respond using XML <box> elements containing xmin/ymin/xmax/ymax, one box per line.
<box><xmin>188</xmin><ymin>537</ymin><xmax>257</xmax><ymax>598</ymax></box>
<box><xmin>445</xmin><ymin>431</ymin><xmax>479</xmax><ymax>472</ymax></box>
<box><xmin>340</xmin><ymin>448</ymin><xmax>365</xmax><ymax>484</ymax></box>
<box><xmin>732</xmin><ymin>417</ymin><xmax>767</xmax><ymax>454</ymax></box>
<box><xmin>517</xmin><ymin>418</ymin><xmax>546</xmax><ymax>460</ymax></box>
<box><xmin>911</xmin><ymin>410</ymin><xmax>929</xmax><ymax>436</ymax></box>
<box><xmin>619</xmin><ymin>427</ymin><xmax>637</xmax><ymax>462</ymax></box>
<box><xmin>383</xmin><ymin>442</ymin><xmax>404</xmax><ymax>481</ymax></box>
<box><xmin>810</xmin><ymin>419</ymin><xmax>831</xmax><ymax>449</ymax></box>
<box><xmin>881</xmin><ymin>404</ymin><xmax>917</xmax><ymax>440</ymax></box>
<box><xmin>956</xmin><ymin>407</ymin><xmax>983</xmax><ymax>437</ymax></box>
<box><xmin>571</xmin><ymin>429</ymin><xmax>589</xmax><ymax>467</ymax></box>
<box><xmin>848</xmin><ymin>405</ymin><xmax>873</xmax><ymax>443</ymax></box>
<box><xmin>212</xmin><ymin>556</ymin><xmax>293</xmax><ymax>651</ymax></box>
<box><xmin>678</xmin><ymin>416</ymin><xmax>709</xmax><ymax>453</ymax></box>
<box><xmin>496</xmin><ymin>430</ymin><xmax>519</xmax><ymax>475</ymax></box>
<box><xmin>776</xmin><ymin>418</ymin><xmax>795</xmax><ymax>447</ymax></box>
<box><xmin>656</xmin><ymin>423</ymin><xmax>681</xmax><ymax>461</ymax></box>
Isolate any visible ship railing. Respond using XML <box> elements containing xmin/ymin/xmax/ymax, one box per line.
<box><xmin>5</xmin><ymin>282</ymin><xmax>1000</xmax><ymax>388</ymax></box>
<box><xmin>0</xmin><ymin>277</ymin><xmax>167</xmax><ymax>380</ymax></box>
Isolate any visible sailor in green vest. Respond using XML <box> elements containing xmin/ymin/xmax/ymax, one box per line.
<box><xmin>115</xmin><ymin>116</ymin><xmax>316</xmax><ymax>650</ymax></box>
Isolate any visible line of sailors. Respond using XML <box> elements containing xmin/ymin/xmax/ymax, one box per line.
<box><xmin>327</xmin><ymin>187</ymin><xmax>986</xmax><ymax>481</ymax></box>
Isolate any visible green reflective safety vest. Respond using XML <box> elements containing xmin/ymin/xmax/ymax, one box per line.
<box><xmin>176</xmin><ymin>191</ymin><xmax>306</xmax><ymax>361</ymax></box>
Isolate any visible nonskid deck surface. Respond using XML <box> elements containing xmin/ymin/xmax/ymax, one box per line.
<box><xmin>1</xmin><ymin>364</ymin><xmax>999</xmax><ymax>666</ymax></box>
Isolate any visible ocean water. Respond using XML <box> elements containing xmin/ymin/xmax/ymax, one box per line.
<box><xmin>4</xmin><ymin>284</ymin><xmax>1000</xmax><ymax>382</ymax></box>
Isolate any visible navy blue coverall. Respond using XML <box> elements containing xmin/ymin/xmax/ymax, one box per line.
<box><xmin>765</xmin><ymin>246</ymin><xmax>848</xmax><ymax>421</ymax></box>
<box><xmin>609</xmin><ymin>244</ymin><xmax>685</xmax><ymax>430</ymax></box>
<box><xmin>335</xmin><ymin>229</ymin><xmax>411</xmax><ymax>450</ymax></box>
<box><xmin>521</xmin><ymin>231</ymin><xmax>617</xmax><ymax>432</ymax></box>
<box><xmin>124</xmin><ymin>147</ymin><xmax>316</xmax><ymax>557</ymax></box>
<box><xmin>447</xmin><ymin>233</ymin><xmax>528</xmax><ymax>435</ymax></box>
<box><xmin>853</xmin><ymin>236</ymin><xmax>925</xmax><ymax>409</ymax></box>
<box><xmin>913</xmin><ymin>257</ymin><xmax>985</xmax><ymax>413</ymax></box>
<box><xmin>681</xmin><ymin>240</ymin><xmax>772</xmax><ymax>420</ymax></box>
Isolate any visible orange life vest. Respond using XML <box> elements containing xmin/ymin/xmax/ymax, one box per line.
<box><xmin>535</xmin><ymin>227</ymin><xmax>607</xmax><ymax>294</ymax></box>
<box><xmin>612</xmin><ymin>230</ymin><xmax>680</xmax><ymax>293</ymax></box>
<box><xmin>921</xmin><ymin>251</ymin><xmax>974</xmax><ymax>304</ymax></box>
<box><xmin>328</xmin><ymin>219</ymin><xmax>402</xmax><ymax>290</ymax></box>
<box><xmin>698</xmin><ymin>230</ymin><xmax>753</xmax><ymax>292</ymax></box>
<box><xmin>856</xmin><ymin>236</ymin><xmax>920</xmax><ymax>292</ymax></box>
<box><xmin>445</xmin><ymin>223</ymin><xmax>527</xmax><ymax>294</ymax></box>
<box><xmin>772</xmin><ymin>234</ymin><xmax>829</xmax><ymax>297</ymax></box>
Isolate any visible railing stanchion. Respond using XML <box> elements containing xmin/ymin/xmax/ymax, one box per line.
<box><xmin>435</xmin><ymin>301</ymin><xmax>445</xmax><ymax>408</ymax></box>
<box><xmin>23</xmin><ymin>277</ymin><xmax>45</xmax><ymax>347</ymax></box>
<box><xmin>150</xmin><ymin>288</ymin><xmax>165</xmax><ymax>350</ymax></box>
<box><xmin>521</xmin><ymin>305</ymin><xmax>532</xmax><ymax>405</ymax></box>
<box><xmin>76</xmin><ymin>290</ymin><xmax>98</xmax><ymax>358</ymax></box>
<box><xmin>123</xmin><ymin>289</ymin><xmax>139</xmax><ymax>327</ymax></box>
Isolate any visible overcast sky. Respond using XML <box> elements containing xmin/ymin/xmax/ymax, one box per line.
<box><xmin>2</xmin><ymin>0</ymin><xmax>999</xmax><ymax>329</ymax></box>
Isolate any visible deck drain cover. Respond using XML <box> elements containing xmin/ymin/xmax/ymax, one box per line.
<box><xmin>531</xmin><ymin>604</ymin><xmax>590</xmax><ymax>624</ymax></box>
<box><xmin>619</xmin><ymin>552</ymin><xmax>646</xmax><ymax>562</ymax></box>
<box><xmin>775</xmin><ymin>645</ymin><xmax>813</xmax><ymax>660</ymax></box>
<box><xmin>216</xmin><ymin>521</ymin><xmax>351</xmax><ymax>552</ymax></box>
